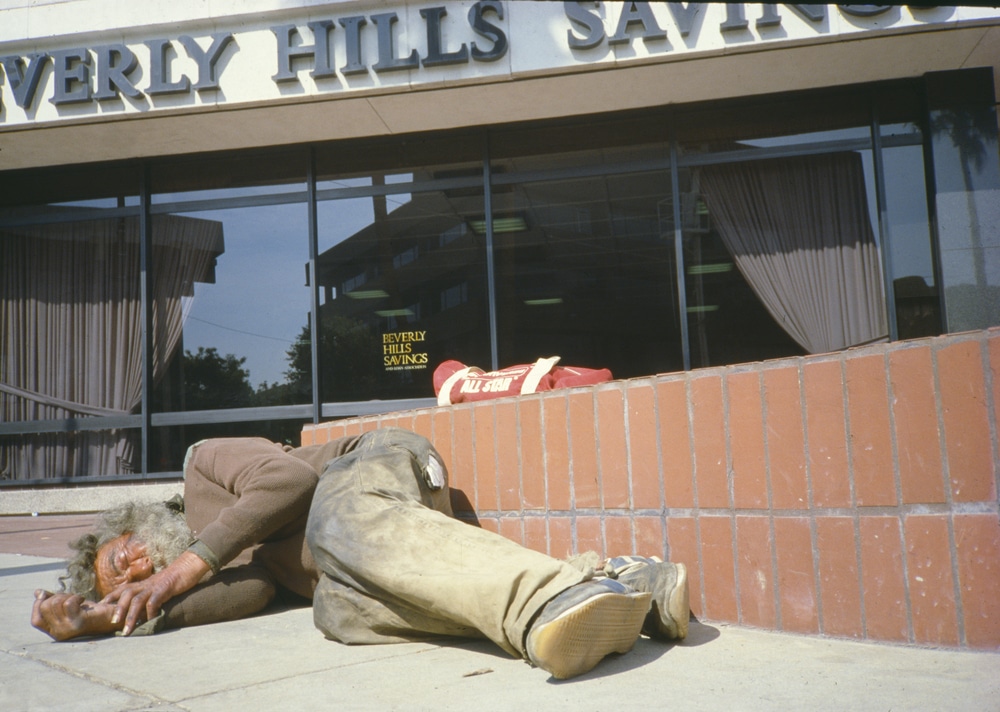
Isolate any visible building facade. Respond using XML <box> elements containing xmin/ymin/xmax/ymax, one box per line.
<box><xmin>2</xmin><ymin>1</ymin><xmax>999</xmax><ymax>483</ymax></box>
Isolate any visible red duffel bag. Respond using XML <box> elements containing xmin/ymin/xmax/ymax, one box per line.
<box><xmin>433</xmin><ymin>356</ymin><xmax>612</xmax><ymax>405</ymax></box>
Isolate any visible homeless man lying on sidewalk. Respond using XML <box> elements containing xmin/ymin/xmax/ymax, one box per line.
<box><xmin>31</xmin><ymin>428</ymin><xmax>689</xmax><ymax>679</ymax></box>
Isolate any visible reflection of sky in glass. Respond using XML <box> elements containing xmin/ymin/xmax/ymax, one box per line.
<box><xmin>318</xmin><ymin>197</ymin><xmax>374</xmax><ymax>253</ymax></box>
<box><xmin>317</xmin><ymin>191</ymin><xmax>413</xmax><ymax>252</ymax></box>
<box><xmin>880</xmin><ymin>145</ymin><xmax>934</xmax><ymax>284</ymax></box>
<box><xmin>178</xmin><ymin>203</ymin><xmax>309</xmax><ymax>388</ymax></box>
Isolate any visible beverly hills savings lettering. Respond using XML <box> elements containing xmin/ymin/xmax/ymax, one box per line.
<box><xmin>0</xmin><ymin>4</ymin><xmax>915</xmax><ymax>118</ymax></box>
<box><xmin>383</xmin><ymin>331</ymin><xmax>429</xmax><ymax>370</ymax></box>
<box><xmin>0</xmin><ymin>2</ymin><xmax>507</xmax><ymax>114</ymax></box>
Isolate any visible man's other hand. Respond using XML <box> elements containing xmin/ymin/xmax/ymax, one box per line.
<box><xmin>101</xmin><ymin>550</ymin><xmax>211</xmax><ymax>636</ymax></box>
<box><xmin>31</xmin><ymin>589</ymin><xmax>120</xmax><ymax>641</ymax></box>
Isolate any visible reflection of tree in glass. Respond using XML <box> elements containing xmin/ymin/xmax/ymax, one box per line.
<box><xmin>930</xmin><ymin>107</ymin><xmax>996</xmax><ymax>289</ymax></box>
<box><xmin>173</xmin><ymin>348</ymin><xmax>303</xmax><ymax>453</ymax></box>
<box><xmin>182</xmin><ymin>347</ymin><xmax>254</xmax><ymax>410</ymax></box>
<box><xmin>284</xmin><ymin>316</ymin><xmax>380</xmax><ymax>401</ymax></box>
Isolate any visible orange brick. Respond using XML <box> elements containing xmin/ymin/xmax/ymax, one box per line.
<box><xmin>904</xmin><ymin>515</ymin><xmax>959</xmax><ymax>645</ymax></box>
<box><xmin>692</xmin><ymin>375</ymin><xmax>730</xmax><ymax>508</ymax></box>
<box><xmin>478</xmin><ymin>517</ymin><xmax>499</xmax><ymax>535</ymax></box>
<box><xmin>667</xmin><ymin>517</ymin><xmax>701</xmax><ymax>618</ymax></box>
<box><xmin>890</xmin><ymin>347</ymin><xmax>945</xmax><ymax>504</ymax></box>
<box><xmin>628</xmin><ymin>382</ymin><xmax>662</xmax><ymax>509</ymax></box>
<box><xmin>495</xmin><ymin>401</ymin><xmax>521</xmax><ymax>511</ymax></box>
<box><xmin>804</xmin><ymin>360</ymin><xmax>851</xmax><ymax>508</ymax></box>
<box><xmin>735</xmin><ymin>515</ymin><xmax>776</xmax><ymax>629</ymax></box>
<box><xmin>846</xmin><ymin>354</ymin><xmax>896</xmax><ymax>506</ymax></box>
<box><xmin>523</xmin><ymin>516</ymin><xmax>548</xmax><ymax>555</ymax></box>
<box><xmin>635</xmin><ymin>515</ymin><xmax>666</xmax><ymax>559</ymax></box>
<box><xmin>568</xmin><ymin>390</ymin><xmax>600</xmax><ymax>508</ymax></box>
<box><xmin>576</xmin><ymin>515</ymin><xmax>603</xmax><ymax>557</ymax></box>
<box><xmin>473</xmin><ymin>404</ymin><xmax>498</xmax><ymax>511</ymax></box>
<box><xmin>774</xmin><ymin>517</ymin><xmax>818</xmax><ymax>633</ymax></box>
<box><xmin>727</xmin><ymin>371</ymin><xmax>767</xmax><ymax>510</ymax></box>
<box><xmin>604</xmin><ymin>515</ymin><xmax>633</xmax><ymax>558</ymax></box>
<box><xmin>411</xmin><ymin>412</ymin><xmax>433</xmax><ymax>443</ymax></box>
<box><xmin>597</xmin><ymin>386</ymin><xmax>630</xmax><ymax>509</ymax></box>
<box><xmin>497</xmin><ymin>516</ymin><xmax>523</xmax><ymax>546</ymax></box>
<box><xmin>431</xmin><ymin>408</ymin><xmax>453</xmax><ymax>475</ymax></box>
<box><xmin>954</xmin><ymin>514</ymin><xmax>1000</xmax><ymax>648</ymax></box>
<box><xmin>450</xmin><ymin>407</ymin><xmax>475</xmax><ymax>495</ymax></box>
<box><xmin>859</xmin><ymin>516</ymin><xmax>909</xmax><ymax>642</ymax></box>
<box><xmin>938</xmin><ymin>340</ymin><xmax>995</xmax><ymax>503</ymax></box>
<box><xmin>548</xmin><ymin>517</ymin><xmax>573</xmax><ymax>559</ymax></box>
<box><xmin>328</xmin><ymin>422</ymin><xmax>349</xmax><ymax>441</ymax></box>
<box><xmin>816</xmin><ymin>517</ymin><xmax>863</xmax><ymax>638</ymax></box>
<box><xmin>518</xmin><ymin>399</ymin><xmax>546</xmax><ymax>510</ymax></box>
<box><xmin>992</xmin><ymin>334</ymin><xmax>1000</xmax><ymax>462</ymax></box>
<box><xmin>700</xmin><ymin>515</ymin><xmax>738</xmax><ymax>622</ymax></box>
<box><xmin>766</xmin><ymin>367</ymin><xmax>809</xmax><ymax>510</ymax></box>
<box><xmin>300</xmin><ymin>428</ymin><xmax>317</xmax><ymax>446</ymax></box>
<box><xmin>658</xmin><ymin>379</ymin><xmax>695</xmax><ymax>508</ymax></box>
<box><xmin>382</xmin><ymin>413</ymin><xmax>408</xmax><ymax>431</ymax></box>
<box><xmin>543</xmin><ymin>395</ymin><xmax>572</xmax><ymax>511</ymax></box>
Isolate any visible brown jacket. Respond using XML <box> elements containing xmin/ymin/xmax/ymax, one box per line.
<box><xmin>147</xmin><ymin>436</ymin><xmax>362</xmax><ymax>633</ymax></box>
<box><xmin>183</xmin><ymin>436</ymin><xmax>360</xmax><ymax>600</ymax></box>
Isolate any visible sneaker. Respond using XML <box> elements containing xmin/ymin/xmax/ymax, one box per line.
<box><xmin>605</xmin><ymin>556</ymin><xmax>689</xmax><ymax>641</ymax></box>
<box><xmin>525</xmin><ymin>578</ymin><xmax>651</xmax><ymax>680</ymax></box>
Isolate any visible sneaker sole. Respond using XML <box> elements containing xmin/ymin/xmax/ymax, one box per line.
<box><xmin>666</xmin><ymin>563</ymin><xmax>689</xmax><ymax>640</ymax></box>
<box><xmin>527</xmin><ymin>590</ymin><xmax>651</xmax><ymax>680</ymax></box>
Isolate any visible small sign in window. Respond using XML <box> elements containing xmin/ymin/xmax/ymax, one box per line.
<box><xmin>382</xmin><ymin>330</ymin><xmax>429</xmax><ymax>371</ymax></box>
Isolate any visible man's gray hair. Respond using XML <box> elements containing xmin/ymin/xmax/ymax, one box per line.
<box><xmin>61</xmin><ymin>500</ymin><xmax>194</xmax><ymax>601</ymax></box>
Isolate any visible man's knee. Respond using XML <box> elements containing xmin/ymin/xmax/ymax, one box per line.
<box><xmin>376</xmin><ymin>429</ymin><xmax>448</xmax><ymax>492</ymax></box>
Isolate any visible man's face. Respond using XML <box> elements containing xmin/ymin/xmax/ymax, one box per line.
<box><xmin>94</xmin><ymin>533</ymin><xmax>154</xmax><ymax>599</ymax></box>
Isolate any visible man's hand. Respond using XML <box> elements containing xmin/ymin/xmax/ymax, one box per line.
<box><xmin>31</xmin><ymin>590</ymin><xmax>120</xmax><ymax>641</ymax></box>
<box><xmin>101</xmin><ymin>550</ymin><xmax>211</xmax><ymax>635</ymax></box>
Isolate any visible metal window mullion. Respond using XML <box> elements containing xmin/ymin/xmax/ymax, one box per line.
<box><xmin>870</xmin><ymin>97</ymin><xmax>898</xmax><ymax>342</ymax></box>
<box><xmin>670</xmin><ymin>140</ymin><xmax>691</xmax><ymax>372</ymax></box>
<box><xmin>483</xmin><ymin>135</ymin><xmax>499</xmax><ymax>371</ymax></box>
<box><xmin>919</xmin><ymin>82</ymin><xmax>948</xmax><ymax>334</ymax></box>
<box><xmin>308</xmin><ymin>150</ymin><xmax>322</xmax><ymax>423</ymax></box>
<box><xmin>139</xmin><ymin>164</ymin><xmax>153</xmax><ymax>477</ymax></box>
<box><xmin>0</xmin><ymin>204</ymin><xmax>139</xmax><ymax>229</ymax></box>
<box><xmin>149</xmin><ymin>190</ymin><xmax>310</xmax><ymax>214</ymax></box>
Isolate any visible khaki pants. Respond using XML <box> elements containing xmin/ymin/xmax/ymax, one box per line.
<box><xmin>306</xmin><ymin>428</ymin><xmax>588</xmax><ymax>658</ymax></box>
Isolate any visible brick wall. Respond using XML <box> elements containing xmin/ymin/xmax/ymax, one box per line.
<box><xmin>302</xmin><ymin>328</ymin><xmax>1000</xmax><ymax>650</ymax></box>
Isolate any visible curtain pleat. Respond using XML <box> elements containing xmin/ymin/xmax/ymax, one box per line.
<box><xmin>1</xmin><ymin>215</ymin><xmax>222</xmax><ymax>479</ymax></box>
<box><xmin>699</xmin><ymin>153</ymin><xmax>888</xmax><ymax>354</ymax></box>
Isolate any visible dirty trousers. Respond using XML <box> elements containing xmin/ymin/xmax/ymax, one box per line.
<box><xmin>305</xmin><ymin>428</ymin><xmax>588</xmax><ymax>658</ymax></box>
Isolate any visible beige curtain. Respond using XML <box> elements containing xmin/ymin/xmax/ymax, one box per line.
<box><xmin>1</xmin><ymin>215</ymin><xmax>222</xmax><ymax>480</ymax></box>
<box><xmin>698</xmin><ymin>153</ymin><xmax>887</xmax><ymax>354</ymax></box>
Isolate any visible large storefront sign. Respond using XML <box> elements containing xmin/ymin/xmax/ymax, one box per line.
<box><xmin>0</xmin><ymin>2</ymin><xmax>994</xmax><ymax>126</ymax></box>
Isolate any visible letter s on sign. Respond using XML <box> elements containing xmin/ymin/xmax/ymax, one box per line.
<box><xmin>469</xmin><ymin>0</ymin><xmax>508</xmax><ymax>62</ymax></box>
<box><xmin>565</xmin><ymin>1</ymin><xmax>605</xmax><ymax>50</ymax></box>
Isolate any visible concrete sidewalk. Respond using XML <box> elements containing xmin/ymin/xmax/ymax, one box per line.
<box><xmin>2</xmin><ymin>518</ymin><xmax>998</xmax><ymax>712</ymax></box>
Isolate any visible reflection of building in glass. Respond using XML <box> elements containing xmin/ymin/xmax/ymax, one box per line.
<box><xmin>316</xmin><ymin>188</ymin><xmax>488</xmax><ymax>402</ymax></box>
